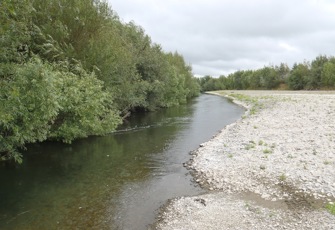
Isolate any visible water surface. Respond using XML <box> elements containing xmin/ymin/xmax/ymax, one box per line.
<box><xmin>0</xmin><ymin>94</ymin><xmax>244</xmax><ymax>229</ymax></box>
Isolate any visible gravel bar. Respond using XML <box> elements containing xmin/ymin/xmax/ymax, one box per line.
<box><xmin>154</xmin><ymin>91</ymin><xmax>335</xmax><ymax>230</ymax></box>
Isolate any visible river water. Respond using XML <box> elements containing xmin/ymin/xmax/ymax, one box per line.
<box><xmin>0</xmin><ymin>94</ymin><xmax>244</xmax><ymax>230</ymax></box>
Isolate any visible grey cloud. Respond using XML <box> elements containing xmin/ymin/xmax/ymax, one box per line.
<box><xmin>110</xmin><ymin>0</ymin><xmax>335</xmax><ymax>76</ymax></box>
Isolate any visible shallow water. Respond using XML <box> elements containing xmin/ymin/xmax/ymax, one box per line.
<box><xmin>0</xmin><ymin>94</ymin><xmax>244</xmax><ymax>230</ymax></box>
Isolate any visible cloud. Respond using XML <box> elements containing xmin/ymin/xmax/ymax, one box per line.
<box><xmin>109</xmin><ymin>0</ymin><xmax>335</xmax><ymax>76</ymax></box>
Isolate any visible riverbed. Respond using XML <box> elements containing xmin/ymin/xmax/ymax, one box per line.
<box><xmin>0</xmin><ymin>94</ymin><xmax>244</xmax><ymax>230</ymax></box>
<box><xmin>155</xmin><ymin>91</ymin><xmax>335</xmax><ymax>230</ymax></box>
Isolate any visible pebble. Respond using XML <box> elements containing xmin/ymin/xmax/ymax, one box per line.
<box><xmin>155</xmin><ymin>92</ymin><xmax>335</xmax><ymax>230</ymax></box>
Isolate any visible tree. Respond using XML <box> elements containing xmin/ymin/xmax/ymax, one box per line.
<box><xmin>275</xmin><ymin>63</ymin><xmax>290</xmax><ymax>82</ymax></box>
<box><xmin>287</xmin><ymin>63</ymin><xmax>310</xmax><ymax>90</ymax></box>
<box><xmin>0</xmin><ymin>0</ymin><xmax>33</xmax><ymax>64</ymax></box>
<box><xmin>199</xmin><ymin>76</ymin><xmax>216</xmax><ymax>92</ymax></box>
<box><xmin>259</xmin><ymin>66</ymin><xmax>280</xmax><ymax>89</ymax></box>
<box><xmin>0</xmin><ymin>58</ymin><xmax>121</xmax><ymax>162</ymax></box>
<box><xmin>306</xmin><ymin>55</ymin><xmax>328</xmax><ymax>89</ymax></box>
<box><xmin>249</xmin><ymin>69</ymin><xmax>262</xmax><ymax>89</ymax></box>
<box><xmin>1</xmin><ymin>0</ymin><xmax>200</xmax><ymax>163</ymax></box>
<box><xmin>231</xmin><ymin>71</ymin><xmax>244</xmax><ymax>89</ymax></box>
<box><xmin>321</xmin><ymin>62</ymin><xmax>335</xmax><ymax>88</ymax></box>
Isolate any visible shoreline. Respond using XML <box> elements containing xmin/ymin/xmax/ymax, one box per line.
<box><xmin>154</xmin><ymin>90</ymin><xmax>335</xmax><ymax>229</ymax></box>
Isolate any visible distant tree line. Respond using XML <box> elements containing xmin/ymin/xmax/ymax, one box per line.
<box><xmin>198</xmin><ymin>55</ymin><xmax>335</xmax><ymax>92</ymax></box>
<box><xmin>0</xmin><ymin>0</ymin><xmax>200</xmax><ymax>162</ymax></box>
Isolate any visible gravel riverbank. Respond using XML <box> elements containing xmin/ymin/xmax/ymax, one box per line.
<box><xmin>154</xmin><ymin>91</ymin><xmax>335</xmax><ymax>230</ymax></box>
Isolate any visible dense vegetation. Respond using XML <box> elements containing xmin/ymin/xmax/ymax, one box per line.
<box><xmin>0</xmin><ymin>0</ymin><xmax>200</xmax><ymax>162</ymax></box>
<box><xmin>199</xmin><ymin>55</ymin><xmax>335</xmax><ymax>92</ymax></box>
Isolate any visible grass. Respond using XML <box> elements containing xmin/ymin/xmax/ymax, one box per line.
<box><xmin>244</xmin><ymin>202</ymin><xmax>261</xmax><ymax>214</ymax></box>
<box><xmin>228</xmin><ymin>93</ymin><xmax>262</xmax><ymax>116</ymax></box>
<box><xmin>229</xmin><ymin>93</ymin><xmax>257</xmax><ymax>104</ymax></box>
<box><xmin>269</xmin><ymin>211</ymin><xmax>276</xmax><ymax>218</ymax></box>
<box><xmin>250</xmin><ymin>107</ymin><xmax>257</xmax><ymax>115</ymax></box>
<box><xmin>245</xmin><ymin>144</ymin><xmax>255</xmax><ymax>150</ymax></box>
<box><xmin>244</xmin><ymin>202</ymin><xmax>251</xmax><ymax>209</ymax></box>
<box><xmin>326</xmin><ymin>203</ymin><xmax>335</xmax><ymax>215</ymax></box>
<box><xmin>324</xmin><ymin>160</ymin><xmax>331</xmax><ymax>165</ymax></box>
<box><xmin>245</xmin><ymin>141</ymin><xmax>256</xmax><ymax>150</ymax></box>
<box><xmin>279</xmin><ymin>173</ymin><xmax>287</xmax><ymax>182</ymax></box>
<box><xmin>263</xmin><ymin>149</ymin><xmax>272</xmax><ymax>154</ymax></box>
<box><xmin>260</xmin><ymin>165</ymin><xmax>266</xmax><ymax>170</ymax></box>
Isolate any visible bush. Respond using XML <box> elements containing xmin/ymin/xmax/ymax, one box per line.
<box><xmin>0</xmin><ymin>58</ymin><xmax>121</xmax><ymax>162</ymax></box>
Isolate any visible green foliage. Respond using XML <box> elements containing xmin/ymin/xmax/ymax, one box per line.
<box><xmin>321</xmin><ymin>60</ymin><xmax>335</xmax><ymax>88</ymax></box>
<box><xmin>263</xmin><ymin>149</ymin><xmax>272</xmax><ymax>154</ymax></box>
<box><xmin>199</xmin><ymin>76</ymin><xmax>218</xmax><ymax>92</ymax></box>
<box><xmin>326</xmin><ymin>203</ymin><xmax>335</xmax><ymax>215</ymax></box>
<box><xmin>28</xmin><ymin>0</ymin><xmax>200</xmax><ymax>113</ymax></box>
<box><xmin>287</xmin><ymin>63</ymin><xmax>309</xmax><ymax>90</ymax></box>
<box><xmin>276</xmin><ymin>63</ymin><xmax>290</xmax><ymax>81</ymax></box>
<box><xmin>198</xmin><ymin>56</ymin><xmax>335</xmax><ymax>91</ymax></box>
<box><xmin>307</xmin><ymin>55</ymin><xmax>329</xmax><ymax>89</ymax></box>
<box><xmin>279</xmin><ymin>173</ymin><xmax>287</xmax><ymax>182</ymax></box>
<box><xmin>48</xmin><ymin>63</ymin><xmax>121</xmax><ymax>143</ymax></box>
<box><xmin>0</xmin><ymin>0</ymin><xmax>33</xmax><ymax>64</ymax></box>
<box><xmin>0</xmin><ymin>58</ymin><xmax>121</xmax><ymax>162</ymax></box>
<box><xmin>198</xmin><ymin>65</ymin><xmax>283</xmax><ymax>91</ymax></box>
<box><xmin>0</xmin><ymin>0</ymin><xmax>199</xmax><ymax>162</ymax></box>
<box><xmin>259</xmin><ymin>67</ymin><xmax>280</xmax><ymax>89</ymax></box>
<box><xmin>1</xmin><ymin>59</ymin><xmax>60</xmax><ymax>162</ymax></box>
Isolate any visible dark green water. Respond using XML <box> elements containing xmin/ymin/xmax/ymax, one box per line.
<box><xmin>0</xmin><ymin>94</ymin><xmax>244</xmax><ymax>230</ymax></box>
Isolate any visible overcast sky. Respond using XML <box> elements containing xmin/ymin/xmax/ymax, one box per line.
<box><xmin>108</xmin><ymin>0</ymin><xmax>335</xmax><ymax>77</ymax></box>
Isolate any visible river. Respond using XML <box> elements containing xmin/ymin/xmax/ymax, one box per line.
<box><xmin>0</xmin><ymin>94</ymin><xmax>244</xmax><ymax>230</ymax></box>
